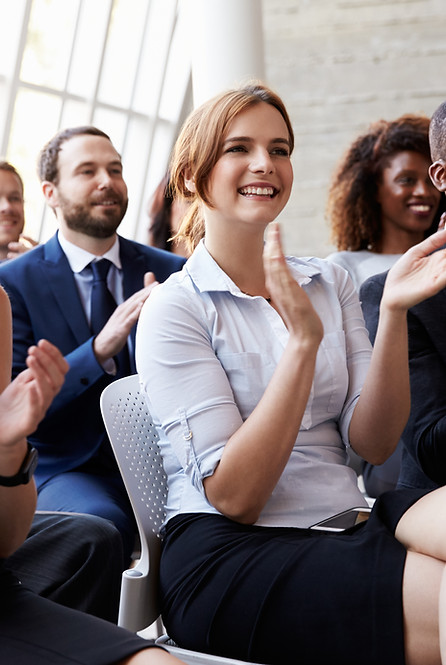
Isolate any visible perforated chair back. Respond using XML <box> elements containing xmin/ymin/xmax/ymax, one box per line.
<box><xmin>101</xmin><ymin>375</ymin><xmax>268</xmax><ymax>665</ymax></box>
<box><xmin>100</xmin><ymin>374</ymin><xmax>166</xmax><ymax>632</ymax></box>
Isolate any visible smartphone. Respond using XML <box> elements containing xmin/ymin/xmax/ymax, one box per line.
<box><xmin>310</xmin><ymin>507</ymin><xmax>371</xmax><ymax>532</ymax></box>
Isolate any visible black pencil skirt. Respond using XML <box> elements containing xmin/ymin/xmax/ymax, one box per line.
<box><xmin>160</xmin><ymin>488</ymin><xmax>430</xmax><ymax>665</ymax></box>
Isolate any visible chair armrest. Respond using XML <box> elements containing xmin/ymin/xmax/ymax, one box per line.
<box><xmin>118</xmin><ymin>564</ymin><xmax>161</xmax><ymax>634</ymax></box>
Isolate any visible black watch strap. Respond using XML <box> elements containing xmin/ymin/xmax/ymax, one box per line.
<box><xmin>0</xmin><ymin>443</ymin><xmax>38</xmax><ymax>487</ymax></box>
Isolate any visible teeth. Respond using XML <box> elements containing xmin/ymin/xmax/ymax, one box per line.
<box><xmin>240</xmin><ymin>186</ymin><xmax>274</xmax><ymax>196</ymax></box>
<box><xmin>410</xmin><ymin>205</ymin><xmax>430</xmax><ymax>212</ymax></box>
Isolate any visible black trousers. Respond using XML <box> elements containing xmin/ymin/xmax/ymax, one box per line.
<box><xmin>5</xmin><ymin>512</ymin><xmax>124</xmax><ymax>622</ymax></box>
<box><xmin>0</xmin><ymin>567</ymin><xmax>157</xmax><ymax>665</ymax></box>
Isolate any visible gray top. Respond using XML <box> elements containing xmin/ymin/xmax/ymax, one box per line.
<box><xmin>325</xmin><ymin>250</ymin><xmax>400</xmax><ymax>291</ymax></box>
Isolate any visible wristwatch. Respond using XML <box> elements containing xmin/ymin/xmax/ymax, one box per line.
<box><xmin>0</xmin><ymin>443</ymin><xmax>38</xmax><ymax>487</ymax></box>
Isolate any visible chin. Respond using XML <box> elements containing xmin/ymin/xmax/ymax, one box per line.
<box><xmin>0</xmin><ymin>236</ymin><xmax>15</xmax><ymax>246</ymax></box>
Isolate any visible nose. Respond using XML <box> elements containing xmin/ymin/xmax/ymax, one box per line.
<box><xmin>250</xmin><ymin>148</ymin><xmax>274</xmax><ymax>174</ymax></box>
<box><xmin>97</xmin><ymin>169</ymin><xmax>113</xmax><ymax>189</ymax></box>
<box><xmin>0</xmin><ymin>195</ymin><xmax>12</xmax><ymax>211</ymax></box>
<box><xmin>413</xmin><ymin>178</ymin><xmax>434</xmax><ymax>197</ymax></box>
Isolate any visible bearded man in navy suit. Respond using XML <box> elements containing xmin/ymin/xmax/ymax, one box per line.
<box><xmin>0</xmin><ymin>126</ymin><xmax>185</xmax><ymax>562</ymax></box>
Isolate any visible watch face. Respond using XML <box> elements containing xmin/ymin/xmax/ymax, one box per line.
<box><xmin>0</xmin><ymin>445</ymin><xmax>38</xmax><ymax>486</ymax></box>
<box><xmin>24</xmin><ymin>446</ymin><xmax>39</xmax><ymax>480</ymax></box>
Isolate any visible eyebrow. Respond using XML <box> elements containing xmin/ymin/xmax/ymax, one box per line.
<box><xmin>223</xmin><ymin>136</ymin><xmax>290</xmax><ymax>148</ymax></box>
<box><xmin>4</xmin><ymin>188</ymin><xmax>22</xmax><ymax>195</ymax></box>
<box><xmin>74</xmin><ymin>159</ymin><xmax>123</xmax><ymax>171</ymax></box>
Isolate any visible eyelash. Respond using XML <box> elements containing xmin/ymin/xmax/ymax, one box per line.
<box><xmin>80</xmin><ymin>169</ymin><xmax>122</xmax><ymax>176</ymax></box>
<box><xmin>225</xmin><ymin>145</ymin><xmax>289</xmax><ymax>156</ymax></box>
<box><xmin>272</xmin><ymin>147</ymin><xmax>290</xmax><ymax>156</ymax></box>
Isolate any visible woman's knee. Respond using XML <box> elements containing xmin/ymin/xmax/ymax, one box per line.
<box><xmin>395</xmin><ymin>486</ymin><xmax>446</xmax><ymax>561</ymax></box>
<box><xmin>401</xmin><ymin>550</ymin><xmax>442</xmax><ymax>665</ymax></box>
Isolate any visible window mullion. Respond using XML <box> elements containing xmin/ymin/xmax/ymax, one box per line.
<box><xmin>1</xmin><ymin>0</ymin><xmax>32</xmax><ymax>155</ymax></box>
<box><xmin>56</xmin><ymin>0</ymin><xmax>83</xmax><ymax>129</ymax></box>
<box><xmin>88</xmin><ymin>0</ymin><xmax>114</xmax><ymax>124</ymax></box>
<box><xmin>132</xmin><ymin>1</ymin><xmax>180</xmax><ymax>240</ymax></box>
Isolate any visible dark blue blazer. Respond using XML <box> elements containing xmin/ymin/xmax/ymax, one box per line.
<box><xmin>0</xmin><ymin>233</ymin><xmax>185</xmax><ymax>487</ymax></box>
<box><xmin>360</xmin><ymin>270</ymin><xmax>445</xmax><ymax>491</ymax></box>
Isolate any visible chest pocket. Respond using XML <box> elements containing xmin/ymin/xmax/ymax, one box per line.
<box><xmin>301</xmin><ymin>330</ymin><xmax>348</xmax><ymax>430</ymax></box>
<box><xmin>219</xmin><ymin>331</ymin><xmax>347</xmax><ymax>430</ymax></box>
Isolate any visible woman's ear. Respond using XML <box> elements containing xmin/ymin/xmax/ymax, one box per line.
<box><xmin>184</xmin><ymin>170</ymin><xmax>196</xmax><ymax>193</ymax></box>
<box><xmin>429</xmin><ymin>160</ymin><xmax>446</xmax><ymax>192</ymax></box>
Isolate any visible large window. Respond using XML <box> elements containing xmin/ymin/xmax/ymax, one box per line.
<box><xmin>1</xmin><ymin>0</ymin><xmax>192</xmax><ymax>244</ymax></box>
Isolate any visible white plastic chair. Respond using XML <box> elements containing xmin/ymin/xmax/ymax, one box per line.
<box><xmin>100</xmin><ymin>374</ymin><xmax>266</xmax><ymax>665</ymax></box>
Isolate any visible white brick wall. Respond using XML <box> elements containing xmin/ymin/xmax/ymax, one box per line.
<box><xmin>262</xmin><ymin>0</ymin><xmax>446</xmax><ymax>256</ymax></box>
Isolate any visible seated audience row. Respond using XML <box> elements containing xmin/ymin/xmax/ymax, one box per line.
<box><xmin>3</xmin><ymin>83</ymin><xmax>446</xmax><ymax>665</ymax></box>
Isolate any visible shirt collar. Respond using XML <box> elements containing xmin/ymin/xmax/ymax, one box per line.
<box><xmin>186</xmin><ymin>239</ymin><xmax>322</xmax><ymax>297</ymax></box>
<box><xmin>57</xmin><ymin>231</ymin><xmax>122</xmax><ymax>273</ymax></box>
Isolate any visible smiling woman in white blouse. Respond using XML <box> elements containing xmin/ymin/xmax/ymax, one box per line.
<box><xmin>136</xmin><ymin>82</ymin><xmax>446</xmax><ymax>665</ymax></box>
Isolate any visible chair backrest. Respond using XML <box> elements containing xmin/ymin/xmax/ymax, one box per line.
<box><xmin>100</xmin><ymin>374</ymin><xmax>167</xmax><ymax>631</ymax></box>
<box><xmin>102</xmin><ymin>376</ymin><xmax>269</xmax><ymax>664</ymax></box>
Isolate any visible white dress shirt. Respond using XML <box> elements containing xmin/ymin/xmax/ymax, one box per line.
<box><xmin>136</xmin><ymin>240</ymin><xmax>370</xmax><ymax>529</ymax></box>
<box><xmin>58</xmin><ymin>231</ymin><xmax>126</xmax><ymax>372</ymax></box>
<box><xmin>57</xmin><ymin>231</ymin><xmax>124</xmax><ymax>321</ymax></box>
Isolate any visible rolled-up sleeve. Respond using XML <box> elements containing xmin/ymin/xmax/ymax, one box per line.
<box><xmin>136</xmin><ymin>283</ymin><xmax>243</xmax><ymax>497</ymax></box>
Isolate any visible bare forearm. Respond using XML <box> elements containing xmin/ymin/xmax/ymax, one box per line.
<box><xmin>0</xmin><ymin>444</ymin><xmax>36</xmax><ymax>557</ymax></box>
<box><xmin>204</xmin><ymin>338</ymin><xmax>319</xmax><ymax>523</ymax></box>
<box><xmin>349</xmin><ymin>303</ymin><xmax>410</xmax><ymax>464</ymax></box>
<box><xmin>352</xmin><ymin>229</ymin><xmax>446</xmax><ymax>461</ymax></box>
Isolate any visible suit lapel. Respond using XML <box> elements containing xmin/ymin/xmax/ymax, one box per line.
<box><xmin>39</xmin><ymin>235</ymin><xmax>91</xmax><ymax>343</ymax></box>
<box><xmin>38</xmin><ymin>236</ymin><xmax>151</xmax><ymax>361</ymax></box>
<box><xmin>120</xmin><ymin>238</ymin><xmax>146</xmax><ymax>300</ymax></box>
<box><xmin>119</xmin><ymin>238</ymin><xmax>147</xmax><ymax>371</ymax></box>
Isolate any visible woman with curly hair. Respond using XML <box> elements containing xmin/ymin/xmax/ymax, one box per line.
<box><xmin>326</xmin><ymin>114</ymin><xmax>445</xmax><ymax>291</ymax></box>
<box><xmin>326</xmin><ymin>114</ymin><xmax>446</xmax><ymax>497</ymax></box>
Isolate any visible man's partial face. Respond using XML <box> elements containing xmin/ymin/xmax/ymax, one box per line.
<box><xmin>52</xmin><ymin>135</ymin><xmax>128</xmax><ymax>238</ymax></box>
<box><xmin>0</xmin><ymin>170</ymin><xmax>25</xmax><ymax>252</ymax></box>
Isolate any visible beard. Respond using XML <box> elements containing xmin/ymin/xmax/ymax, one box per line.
<box><xmin>58</xmin><ymin>190</ymin><xmax>128</xmax><ymax>239</ymax></box>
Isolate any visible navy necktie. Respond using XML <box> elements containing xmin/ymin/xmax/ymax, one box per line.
<box><xmin>90</xmin><ymin>259</ymin><xmax>117</xmax><ymax>335</ymax></box>
<box><xmin>90</xmin><ymin>259</ymin><xmax>131</xmax><ymax>377</ymax></box>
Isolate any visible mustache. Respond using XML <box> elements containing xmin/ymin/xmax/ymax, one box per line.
<box><xmin>91</xmin><ymin>189</ymin><xmax>126</xmax><ymax>204</ymax></box>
